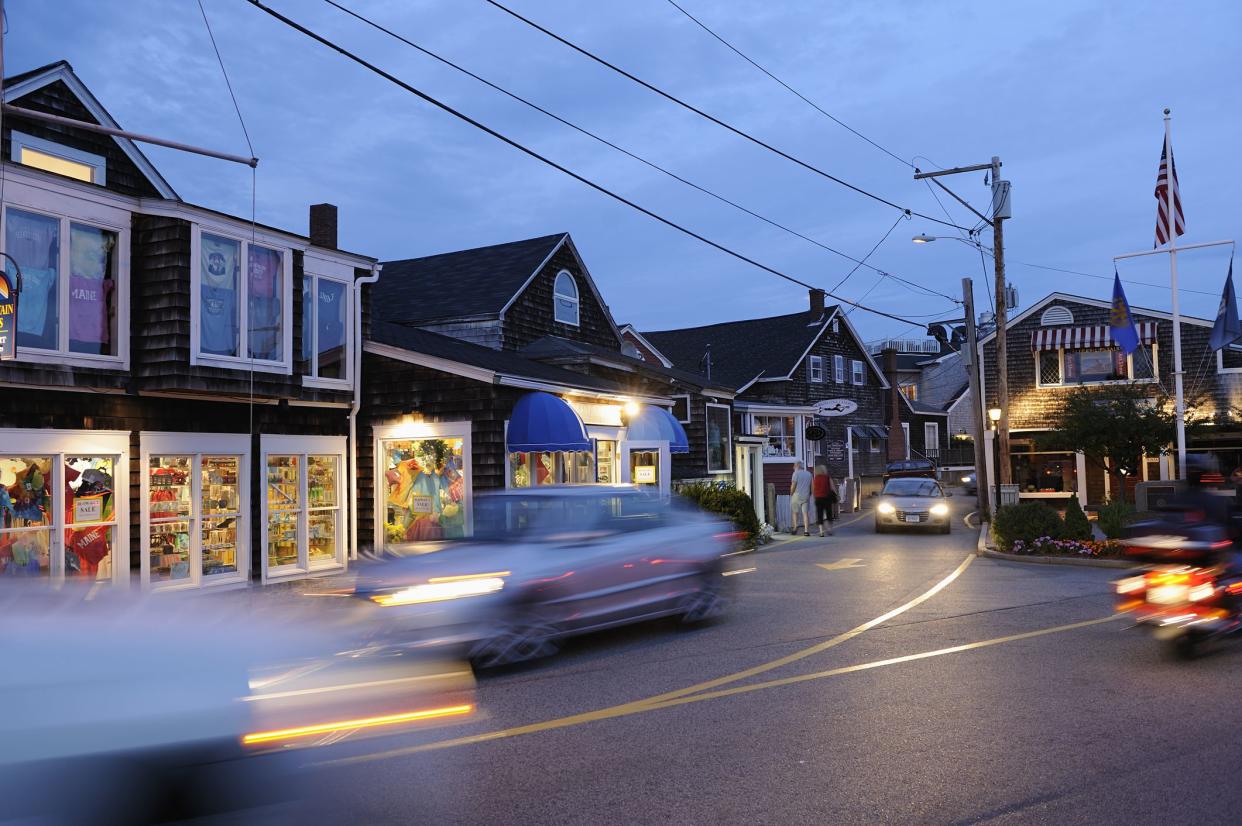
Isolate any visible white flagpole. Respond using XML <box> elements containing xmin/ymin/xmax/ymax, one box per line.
<box><xmin>1166</xmin><ymin>109</ymin><xmax>1188</xmax><ymax>478</ymax></box>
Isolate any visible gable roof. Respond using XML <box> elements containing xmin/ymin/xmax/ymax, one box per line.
<box><xmin>978</xmin><ymin>291</ymin><xmax>1215</xmax><ymax>349</ymax></box>
<box><xmin>617</xmin><ymin>324</ymin><xmax>674</xmax><ymax>368</ymax></box>
<box><xmin>373</xmin><ymin>233</ymin><xmax>566</xmax><ymax>324</ymax></box>
<box><xmin>4</xmin><ymin>61</ymin><xmax>178</xmax><ymax>200</ymax></box>
<box><xmin>644</xmin><ymin>308</ymin><xmax>839</xmax><ymax>390</ymax></box>
<box><xmin>367</xmin><ymin>320</ymin><xmax>631</xmax><ymax>395</ymax></box>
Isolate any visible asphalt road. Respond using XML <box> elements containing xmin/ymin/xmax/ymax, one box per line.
<box><xmin>296</xmin><ymin>499</ymin><xmax>1242</xmax><ymax>825</ymax></box>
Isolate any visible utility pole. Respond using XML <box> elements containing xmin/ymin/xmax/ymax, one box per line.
<box><xmin>962</xmin><ymin>277</ymin><xmax>989</xmax><ymax>515</ymax></box>
<box><xmin>990</xmin><ymin>156</ymin><xmax>1011</xmax><ymax>487</ymax></box>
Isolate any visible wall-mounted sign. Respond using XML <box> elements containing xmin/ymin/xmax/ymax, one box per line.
<box><xmin>804</xmin><ymin>424</ymin><xmax>827</xmax><ymax>442</ymax></box>
<box><xmin>813</xmin><ymin>399</ymin><xmax>858</xmax><ymax>417</ymax></box>
<box><xmin>0</xmin><ymin>270</ymin><xmax>16</xmax><ymax>361</ymax></box>
<box><xmin>634</xmin><ymin>466</ymin><xmax>657</xmax><ymax>484</ymax></box>
<box><xmin>826</xmin><ymin>440</ymin><xmax>847</xmax><ymax>463</ymax></box>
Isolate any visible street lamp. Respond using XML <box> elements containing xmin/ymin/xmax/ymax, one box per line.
<box><xmin>988</xmin><ymin>408</ymin><xmax>1002</xmax><ymax>511</ymax></box>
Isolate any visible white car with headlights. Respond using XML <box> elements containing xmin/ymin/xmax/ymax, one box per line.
<box><xmin>875</xmin><ymin>477</ymin><xmax>952</xmax><ymax>534</ymax></box>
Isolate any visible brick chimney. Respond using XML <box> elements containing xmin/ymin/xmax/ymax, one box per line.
<box><xmin>809</xmin><ymin>287</ymin><xmax>826</xmax><ymax>316</ymax></box>
<box><xmin>309</xmin><ymin>203</ymin><xmax>338</xmax><ymax>249</ymax></box>
<box><xmin>883</xmin><ymin>348</ymin><xmax>908</xmax><ymax>462</ymax></box>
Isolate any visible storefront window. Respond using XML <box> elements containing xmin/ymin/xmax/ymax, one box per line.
<box><xmin>509</xmin><ymin>451</ymin><xmax>595</xmax><ymax>487</ymax></box>
<box><xmin>267</xmin><ymin>456</ymin><xmax>301</xmax><ymax>568</ymax></box>
<box><xmin>706</xmin><ymin>404</ymin><xmax>732</xmax><ymax>473</ymax></box>
<box><xmin>149</xmin><ymin>456</ymin><xmax>192</xmax><ymax>582</ymax></box>
<box><xmin>597</xmin><ymin>440</ymin><xmax>616</xmax><ymax>484</ymax></box>
<box><xmin>754</xmin><ymin>415</ymin><xmax>797</xmax><ymax>458</ymax></box>
<box><xmin>382</xmin><ymin>437</ymin><xmax>467</xmax><ymax>545</ymax></box>
<box><xmin>630</xmin><ymin>450</ymin><xmax>660</xmax><ymax>486</ymax></box>
<box><xmin>307</xmin><ymin>455</ymin><xmax>340</xmax><ymax>562</ymax></box>
<box><xmin>0</xmin><ymin>456</ymin><xmax>53</xmax><ymax>576</ymax></box>
<box><xmin>202</xmin><ymin>457</ymin><xmax>240</xmax><ymax>576</ymax></box>
<box><xmin>1012</xmin><ymin>451</ymin><xmax>1078</xmax><ymax>493</ymax></box>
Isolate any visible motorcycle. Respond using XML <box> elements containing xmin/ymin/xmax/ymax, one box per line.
<box><xmin>1116</xmin><ymin>517</ymin><xmax>1242</xmax><ymax>659</ymax></box>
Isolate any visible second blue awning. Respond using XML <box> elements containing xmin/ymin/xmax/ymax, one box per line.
<box><xmin>626</xmin><ymin>404</ymin><xmax>690</xmax><ymax>453</ymax></box>
<box><xmin>507</xmin><ymin>392</ymin><xmax>592</xmax><ymax>453</ymax></box>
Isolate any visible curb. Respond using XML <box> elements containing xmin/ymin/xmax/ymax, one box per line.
<box><xmin>979</xmin><ymin>548</ymin><xmax>1133</xmax><ymax>569</ymax></box>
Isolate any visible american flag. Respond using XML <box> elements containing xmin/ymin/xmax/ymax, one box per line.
<box><xmin>1154</xmin><ymin>135</ymin><xmax>1185</xmax><ymax>247</ymax></box>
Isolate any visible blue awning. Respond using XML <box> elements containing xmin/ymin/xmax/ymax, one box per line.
<box><xmin>507</xmin><ymin>392</ymin><xmax>592</xmax><ymax>453</ymax></box>
<box><xmin>626</xmin><ymin>405</ymin><xmax>690</xmax><ymax>454</ymax></box>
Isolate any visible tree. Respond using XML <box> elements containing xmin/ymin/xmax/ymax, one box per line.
<box><xmin>1044</xmin><ymin>385</ymin><xmax>1177</xmax><ymax>503</ymax></box>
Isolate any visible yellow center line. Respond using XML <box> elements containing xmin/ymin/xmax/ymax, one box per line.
<box><xmin>325</xmin><ymin>613</ymin><xmax>1119</xmax><ymax>764</ymax></box>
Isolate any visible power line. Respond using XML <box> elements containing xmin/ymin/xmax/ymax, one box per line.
<box><xmin>481</xmin><ymin>0</ymin><xmax>971</xmax><ymax>232</ymax></box>
<box><xmin>663</xmin><ymin>0</ymin><xmax>910</xmax><ymax>168</ymax></box>
<box><xmin>196</xmin><ymin>0</ymin><xmax>255</xmax><ymax>158</ymax></box>
<box><xmin>322</xmin><ymin>0</ymin><xmax>955</xmax><ymax>303</ymax></box>
<box><xmin>247</xmin><ymin>0</ymin><xmax>955</xmax><ymax>326</ymax></box>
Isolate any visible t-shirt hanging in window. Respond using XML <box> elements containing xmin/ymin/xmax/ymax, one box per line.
<box><xmin>68</xmin><ymin>224</ymin><xmax>116</xmax><ymax>350</ymax></box>
<box><xmin>6</xmin><ymin>209</ymin><xmax>59</xmax><ymax>348</ymax></box>
<box><xmin>247</xmin><ymin>246</ymin><xmax>281</xmax><ymax>360</ymax></box>
<box><xmin>200</xmin><ymin>234</ymin><xmax>239</xmax><ymax>356</ymax></box>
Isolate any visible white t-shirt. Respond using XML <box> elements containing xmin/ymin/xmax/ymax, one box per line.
<box><xmin>791</xmin><ymin>469</ymin><xmax>813</xmax><ymax>500</ymax></box>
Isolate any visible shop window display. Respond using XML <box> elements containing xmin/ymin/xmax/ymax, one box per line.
<box><xmin>509</xmin><ymin>451</ymin><xmax>594</xmax><ymax>488</ymax></box>
<box><xmin>145</xmin><ymin>452</ymin><xmax>244</xmax><ymax>587</ymax></box>
<box><xmin>148</xmin><ymin>456</ymin><xmax>192</xmax><ymax>582</ymax></box>
<box><xmin>0</xmin><ymin>456</ymin><xmax>53</xmax><ymax>576</ymax></box>
<box><xmin>202</xmin><ymin>457</ymin><xmax>241</xmax><ymax>576</ymax></box>
<box><xmin>383</xmin><ymin>438</ymin><xmax>467</xmax><ymax>545</ymax></box>
<box><xmin>198</xmin><ymin>231</ymin><xmax>286</xmax><ymax>364</ymax></box>
<box><xmin>629</xmin><ymin>450</ymin><xmax>660</xmax><ymax>486</ymax></box>
<box><xmin>307</xmin><ymin>455</ymin><xmax>340</xmax><ymax>562</ymax></box>
<box><xmin>267</xmin><ymin>456</ymin><xmax>300</xmax><ymax>568</ymax></box>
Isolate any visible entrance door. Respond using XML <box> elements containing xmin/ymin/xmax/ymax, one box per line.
<box><xmin>924</xmin><ymin>422</ymin><xmax>939</xmax><ymax>462</ymax></box>
<box><xmin>619</xmin><ymin>441</ymin><xmax>670</xmax><ymax>498</ymax></box>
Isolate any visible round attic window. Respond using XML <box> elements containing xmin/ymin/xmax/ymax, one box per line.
<box><xmin>1040</xmin><ymin>306</ymin><xmax>1074</xmax><ymax>326</ymax></box>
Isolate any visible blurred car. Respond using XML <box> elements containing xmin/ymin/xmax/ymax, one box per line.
<box><xmin>882</xmin><ymin>460</ymin><xmax>937</xmax><ymax>482</ymax></box>
<box><xmin>0</xmin><ymin>586</ymin><xmax>473</xmax><ymax>824</ymax></box>
<box><xmin>961</xmin><ymin>472</ymin><xmax>978</xmax><ymax>496</ymax></box>
<box><xmin>875</xmin><ymin>477</ymin><xmax>952</xmax><ymax>534</ymax></box>
<box><xmin>353</xmin><ymin>486</ymin><xmax>740</xmax><ymax>668</ymax></box>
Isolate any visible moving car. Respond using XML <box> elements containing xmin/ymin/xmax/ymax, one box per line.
<box><xmin>875</xmin><ymin>477</ymin><xmax>952</xmax><ymax>534</ymax></box>
<box><xmin>882</xmin><ymin>460</ymin><xmax>937</xmax><ymax>482</ymax></box>
<box><xmin>961</xmin><ymin>472</ymin><xmax>978</xmax><ymax>496</ymax></box>
<box><xmin>354</xmin><ymin>486</ymin><xmax>739</xmax><ymax>668</ymax></box>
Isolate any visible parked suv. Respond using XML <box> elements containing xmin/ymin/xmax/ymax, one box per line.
<box><xmin>883</xmin><ymin>460</ymin><xmax>937</xmax><ymax>482</ymax></box>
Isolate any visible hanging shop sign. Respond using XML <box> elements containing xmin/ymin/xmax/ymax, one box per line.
<box><xmin>804</xmin><ymin>424</ymin><xmax>827</xmax><ymax>442</ymax></box>
<box><xmin>0</xmin><ymin>269</ymin><xmax>16</xmax><ymax>361</ymax></box>
<box><xmin>813</xmin><ymin>399</ymin><xmax>858</xmax><ymax>417</ymax></box>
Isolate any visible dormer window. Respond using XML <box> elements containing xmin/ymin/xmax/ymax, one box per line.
<box><xmin>553</xmin><ymin>270</ymin><xmax>579</xmax><ymax>326</ymax></box>
<box><xmin>10</xmin><ymin>131</ymin><xmax>105</xmax><ymax>185</ymax></box>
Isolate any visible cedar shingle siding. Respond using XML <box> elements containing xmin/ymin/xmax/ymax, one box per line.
<box><xmin>501</xmin><ymin>245</ymin><xmax>621</xmax><ymax>351</ymax></box>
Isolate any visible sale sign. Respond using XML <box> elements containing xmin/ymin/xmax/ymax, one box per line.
<box><xmin>0</xmin><ymin>270</ymin><xmax>16</xmax><ymax>360</ymax></box>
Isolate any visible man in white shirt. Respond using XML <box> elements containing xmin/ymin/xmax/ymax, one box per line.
<box><xmin>789</xmin><ymin>461</ymin><xmax>814</xmax><ymax>536</ymax></box>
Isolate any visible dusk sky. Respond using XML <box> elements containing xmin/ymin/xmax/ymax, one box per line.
<box><xmin>7</xmin><ymin>0</ymin><xmax>1240</xmax><ymax>341</ymax></box>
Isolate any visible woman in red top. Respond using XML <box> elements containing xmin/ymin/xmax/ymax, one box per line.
<box><xmin>812</xmin><ymin>466</ymin><xmax>837</xmax><ymax>537</ymax></box>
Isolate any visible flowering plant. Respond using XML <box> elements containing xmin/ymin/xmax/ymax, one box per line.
<box><xmin>1008</xmin><ymin>536</ymin><xmax>1124</xmax><ymax>558</ymax></box>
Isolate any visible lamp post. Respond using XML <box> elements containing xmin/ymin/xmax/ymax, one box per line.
<box><xmin>913</xmin><ymin>159</ymin><xmax>1012</xmax><ymax>500</ymax></box>
<box><xmin>988</xmin><ymin>407</ymin><xmax>1002</xmax><ymax>511</ymax></box>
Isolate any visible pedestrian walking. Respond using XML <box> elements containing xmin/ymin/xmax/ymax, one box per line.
<box><xmin>789</xmin><ymin>461</ymin><xmax>813</xmax><ymax>536</ymax></box>
<box><xmin>813</xmin><ymin>465</ymin><xmax>837</xmax><ymax>537</ymax></box>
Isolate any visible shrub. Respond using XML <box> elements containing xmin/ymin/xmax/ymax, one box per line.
<box><xmin>1062</xmin><ymin>496</ymin><xmax>1092</xmax><ymax>540</ymax></box>
<box><xmin>1010</xmin><ymin>537</ymin><xmax>1124</xmax><ymax>558</ymax></box>
<box><xmin>675</xmin><ymin>482</ymin><xmax>761</xmax><ymax>540</ymax></box>
<box><xmin>992</xmin><ymin>501</ymin><xmax>1064</xmax><ymax>551</ymax></box>
<box><xmin>1097</xmin><ymin>499</ymin><xmax>1135</xmax><ymax>540</ymax></box>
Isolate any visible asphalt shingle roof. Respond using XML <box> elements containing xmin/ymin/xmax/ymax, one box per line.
<box><xmin>373</xmin><ymin>234</ymin><xmax>566</xmax><ymax>324</ymax></box>
<box><xmin>520</xmin><ymin>335</ymin><xmax>736</xmax><ymax>395</ymax></box>
<box><xmin>643</xmin><ymin>309</ymin><xmax>836</xmax><ymax>390</ymax></box>
<box><xmin>369</xmin><ymin>320</ymin><xmax>626</xmax><ymax>394</ymax></box>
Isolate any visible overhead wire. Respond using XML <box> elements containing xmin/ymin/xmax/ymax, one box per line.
<box><xmin>480</xmin><ymin>0</ymin><xmax>971</xmax><ymax>232</ymax></box>
<box><xmin>321</xmin><ymin>0</ymin><xmax>956</xmax><ymax>303</ymax></box>
<box><xmin>662</xmin><ymin>0</ymin><xmax>911</xmax><ymax>168</ymax></box>
<box><xmin>247</xmin><ymin>0</ymin><xmax>955</xmax><ymax>326</ymax></box>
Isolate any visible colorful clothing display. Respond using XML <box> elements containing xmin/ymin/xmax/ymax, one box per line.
<box><xmin>68</xmin><ymin>224</ymin><xmax>116</xmax><ymax>350</ymax></box>
<box><xmin>247</xmin><ymin>246</ymin><xmax>282</xmax><ymax>360</ymax></box>
<box><xmin>201</xmin><ymin>234</ymin><xmax>239</xmax><ymax>356</ymax></box>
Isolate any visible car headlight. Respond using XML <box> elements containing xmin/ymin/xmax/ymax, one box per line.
<box><xmin>877</xmin><ymin>502</ymin><xmax>896</xmax><ymax>515</ymax></box>
<box><xmin>961</xmin><ymin>475</ymin><xmax>971</xmax><ymax>483</ymax></box>
<box><xmin>370</xmin><ymin>574</ymin><xmax>507</xmax><ymax>607</ymax></box>
<box><xmin>930</xmin><ymin>503</ymin><xmax>949</xmax><ymax>516</ymax></box>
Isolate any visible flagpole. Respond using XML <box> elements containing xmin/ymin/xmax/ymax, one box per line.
<box><xmin>1165</xmin><ymin>108</ymin><xmax>1188</xmax><ymax>479</ymax></box>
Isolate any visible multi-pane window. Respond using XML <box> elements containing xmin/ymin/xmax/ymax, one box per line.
<box><xmin>264</xmin><ymin>446</ymin><xmax>345</xmax><ymax>577</ymax></box>
<box><xmin>706</xmin><ymin>404</ymin><xmax>732</xmax><ymax>472</ymax></box>
<box><xmin>1038</xmin><ymin>346</ymin><xmax>1158</xmax><ymax>387</ymax></box>
<box><xmin>302</xmin><ymin>274</ymin><xmax>350</xmax><ymax>381</ymax></box>
<box><xmin>852</xmin><ymin>359</ymin><xmax>865</xmax><ymax>385</ymax></box>
<box><xmin>381</xmin><ymin>435</ymin><xmax>469</xmax><ymax>544</ymax></box>
<box><xmin>808</xmin><ymin>355</ymin><xmax>824</xmax><ymax>383</ymax></box>
<box><xmin>4</xmin><ymin>206</ymin><xmax>120</xmax><ymax>359</ymax></box>
<box><xmin>146</xmin><ymin>453</ymin><xmax>245</xmax><ymax>588</ymax></box>
<box><xmin>553</xmin><ymin>270</ymin><xmax>579</xmax><ymax>326</ymax></box>
<box><xmin>834</xmin><ymin>355</ymin><xmax>845</xmax><ymax>383</ymax></box>
<box><xmin>196</xmin><ymin>230</ymin><xmax>287</xmax><ymax>366</ymax></box>
<box><xmin>753</xmin><ymin>415</ymin><xmax>797</xmax><ymax>458</ymax></box>
<box><xmin>899</xmin><ymin>382</ymin><xmax>918</xmax><ymax>401</ymax></box>
<box><xmin>510</xmin><ymin>451</ymin><xmax>594</xmax><ymax>487</ymax></box>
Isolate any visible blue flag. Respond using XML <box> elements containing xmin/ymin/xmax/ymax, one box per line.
<box><xmin>1210</xmin><ymin>257</ymin><xmax>1241</xmax><ymax>351</ymax></box>
<box><xmin>1109</xmin><ymin>269</ymin><xmax>1140</xmax><ymax>355</ymax></box>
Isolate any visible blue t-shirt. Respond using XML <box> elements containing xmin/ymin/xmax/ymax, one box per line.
<box><xmin>201</xmin><ymin>283</ymin><xmax>238</xmax><ymax>356</ymax></box>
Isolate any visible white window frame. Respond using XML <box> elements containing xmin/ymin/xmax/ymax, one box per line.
<box><xmin>139</xmin><ymin>432</ymin><xmax>250</xmax><ymax>591</ymax></box>
<box><xmin>670</xmin><ymin>394</ymin><xmax>692</xmax><ymax>424</ymax></box>
<box><xmin>374</xmin><ymin>421</ymin><xmax>473</xmax><ymax>552</ymax></box>
<box><xmin>833</xmin><ymin>355</ymin><xmax>845</xmax><ymax>383</ymax></box>
<box><xmin>705</xmin><ymin>402</ymin><xmax>733</xmax><ymax>474</ymax></box>
<box><xmin>852</xmin><ymin>359</ymin><xmax>865</xmax><ymax>385</ymax></box>
<box><xmin>0</xmin><ymin>192</ymin><xmax>130</xmax><ymax>369</ymax></box>
<box><xmin>1216</xmin><ymin>345</ymin><xmax>1242</xmax><ymax>375</ymax></box>
<box><xmin>261</xmin><ymin>434</ymin><xmax>348</xmax><ymax>583</ymax></box>
<box><xmin>0</xmin><ymin>428</ymin><xmax>129</xmax><ymax>587</ymax></box>
<box><xmin>751</xmin><ymin>413</ymin><xmax>802</xmax><ymax>462</ymax></box>
<box><xmin>808</xmin><ymin>355</ymin><xmax>824</xmax><ymax>383</ymax></box>
<box><xmin>10</xmin><ymin>130</ymin><xmax>106</xmax><ymax>185</ymax></box>
<box><xmin>1035</xmin><ymin>344</ymin><xmax>1159</xmax><ymax>389</ymax></box>
<box><xmin>924</xmin><ymin>421</ymin><xmax>940</xmax><ymax>454</ymax></box>
<box><xmin>901</xmin><ymin>422</ymin><xmax>911</xmax><ymax>461</ymax></box>
<box><xmin>191</xmin><ymin>224</ymin><xmax>294</xmax><ymax>374</ymax></box>
<box><xmin>302</xmin><ymin>256</ymin><xmax>354</xmax><ymax>389</ymax></box>
<box><xmin>553</xmin><ymin>269</ymin><xmax>580</xmax><ymax>327</ymax></box>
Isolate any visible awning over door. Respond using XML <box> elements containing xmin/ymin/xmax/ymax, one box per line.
<box><xmin>850</xmin><ymin>425</ymin><xmax>888</xmax><ymax>440</ymax></box>
<box><xmin>1031</xmin><ymin>322</ymin><xmax>1158</xmax><ymax>352</ymax></box>
<box><xmin>506</xmin><ymin>392</ymin><xmax>592</xmax><ymax>453</ymax></box>
<box><xmin>626</xmin><ymin>405</ymin><xmax>690</xmax><ymax>453</ymax></box>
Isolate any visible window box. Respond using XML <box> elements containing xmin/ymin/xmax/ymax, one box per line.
<box><xmin>2</xmin><ymin>197</ymin><xmax>129</xmax><ymax>368</ymax></box>
<box><xmin>191</xmin><ymin>225</ymin><xmax>293</xmax><ymax>374</ymax></box>
<box><xmin>261</xmin><ymin>435</ymin><xmax>347</xmax><ymax>582</ymax></box>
